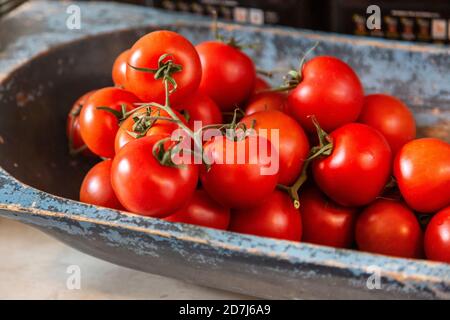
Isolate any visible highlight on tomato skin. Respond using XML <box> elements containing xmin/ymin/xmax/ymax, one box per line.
<box><xmin>112</xmin><ymin>49</ymin><xmax>130</xmax><ymax>88</ymax></box>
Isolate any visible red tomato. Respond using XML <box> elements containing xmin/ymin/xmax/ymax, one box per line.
<box><xmin>196</xmin><ymin>41</ymin><xmax>255</xmax><ymax>111</ymax></box>
<box><xmin>66</xmin><ymin>90</ymin><xmax>96</xmax><ymax>157</ymax></box>
<box><xmin>80</xmin><ymin>160</ymin><xmax>123</xmax><ymax>210</ymax></box>
<box><xmin>355</xmin><ymin>199</ymin><xmax>423</xmax><ymax>258</ymax></box>
<box><xmin>251</xmin><ymin>76</ymin><xmax>270</xmax><ymax>96</ymax></box>
<box><xmin>229</xmin><ymin>191</ymin><xmax>302</xmax><ymax>241</ymax></box>
<box><xmin>111</xmin><ymin>135</ymin><xmax>199</xmax><ymax>217</ymax></box>
<box><xmin>173</xmin><ymin>91</ymin><xmax>222</xmax><ymax>129</ymax></box>
<box><xmin>165</xmin><ymin>190</ymin><xmax>230</xmax><ymax>230</ymax></box>
<box><xmin>112</xmin><ymin>49</ymin><xmax>130</xmax><ymax>88</ymax></box>
<box><xmin>244</xmin><ymin>92</ymin><xmax>286</xmax><ymax>116</ymax></box>
<box><xmin>79</xmin><ymin>87</ymin><xmax>140</xmax><ymax>158</ymax></box>
<box><xmin>286</xmin><ymin>56</ymin><xmax>364</xmax><ymax>133</ymax></box>
<box><xmin>358</xmin><ymin>94</ymin><xmax>416</xmax><ymax>156</ymax></box>
<box><xmin>312</xmin><ymin>123</ymin><xmax>392</xmax><ymax>207</ymax></box>
<box><xmin>394</xmin><ymin>138</ymin><xmax>450</xmax><ymax>213</ymax></box>
<box><xmin>299</xmin><ymin>186</ymin><xmax>358</xmax><ymax>248</ymax></box>
<box><xmin>126</xmin><ymin>31</ymin><xmax>201</xmax><ymax>104</ymax></box>
<box><xmin>200</xmin><ymin>134</ymin><xmax>279</xmax><ymax>209</ymax></box>
<box><xmin>424</xmin><ymin>206</ymin><xmax>450</xmax><ymax>263</ymax></box>
<box><xmin>240</xmin><ymin>110</ymin><xmax>309</xmax><ymax>185</ymax></box>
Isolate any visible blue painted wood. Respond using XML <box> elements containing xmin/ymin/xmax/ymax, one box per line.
<box><xmin>0</xmin><ymin>0</ymin><xmax>449</xmax><ymax>299</ymax></box>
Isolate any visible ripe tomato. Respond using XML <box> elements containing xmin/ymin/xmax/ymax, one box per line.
<box><xmin>66</xmin><ymin>90</ymin><xmax>96</xmax><ymax>157</ymax></box>
<box><xmin>229</xmin><ymin>191</ymin><xmax>302</xmax><ymax>241</ymax></box>
<box><xmin>240</xmin><ymin>110</ymin><xmax>309</xmax><ymax>185</ymax></box>
<box><xmin>251</xmin><ymin>76</ymin><xmax>270</xmax><ymax>96</ymax></box>
<box><xmin>79</xmin><ymin>87</ymin><xmax>140</xmax><ymax>158</ymax></box>
<box><xmin>394</xmin><ymin>138</ymin><xmax>450</xmax><ymax>213</ymax></box>
<box><xmin>165</xmin><ymin>190</ymin><xmax>230</xmax><ymax>230</ymax></box>
<box><xmin>355</xmin><ymin>199</ymin><xmax>423</xmax><ymax>258</ymax></box>
<box><xmin>312</xmin><ymin>123</ymin><xmax>392</xmax><ymax>207</ymax></box>
<box><xmin>358</xmin><ymin>94</ymin><xmax>416</xmax><ymax>156</ymax></box>
<box><xmin>299</xmin><ymin>186</ymin><xmax>358</xmax><ymax>248</ymax></box>
<box><xmin>286</xmin><ymin>56</ymin><xmax>364</xmax><ymax>133</ymax></box>
<box><xmin>80</xmin><ymin>160</ymin><xmax>123</xmax><ymax>210</ymax></box>
<box><xmin>424</xmin><ymin>206</ymin><xmax>450</xmax><ymax>263</ymax></box>
<box><xmin>244</xmin><ymin>92</ymin><xmax>286</xmax><ymax>116</ymax></box>
<box><xmin>173</xmin><ymin>91</ymin><xmax>222</xmax><ymax>129</ymax></box>
<box><xmin>111</xmin><ymin>135</ymin><xmax>199</xmax><ymax>217</ymax></box>
<box><xmin>126</xmin><ymin>30</ymin><xmax>201</xmax><ymax>104</ymax></box>
<box><xmin>112</xmin><ymin>49</ymin><xmax>130</xmax><ymax>88</ymax></box>
<box><xmin>196</xmin><ymin>41</ymin><xmax>255</xmax><ymax>111</ymax></box>
<box><xmin>200</xmin><ymin>134</ymin><xmax>279</xmax><ymax>209</ymax></box>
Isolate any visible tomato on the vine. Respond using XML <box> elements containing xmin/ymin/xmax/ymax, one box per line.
<box><xmin>173</xmin><ymin>91</ymin><xmax>222</xmax><ymax>129</ymax></box>
<box><xmin>286</xmin><ymin>56</ymin><xmax>364</xmax><ymax>133</ymax></box>
<box><xmin>79</xmin><ymin>87</ymin><xmax>140</xmax><ymax>158</ymax></box>
<box><xmin>240</xmin><ymin>110</ymin><xmax>309</xmax><ymax>185</ymax></box>
<box><xmin>355</xmin><ymin>199</ymin><xmax>423</xmax><ymax>258</ymax></box>
<box><xmin>112</xmin><ymin>49</ymin><xmax>130</xmax><ymax>88</ymax></box>
<box><xmin>250</xmin><ymin>76</ymin><xmax>270</xmax><ymax>96</ymax></box>
<box><xmin>80</xmin><ymin>160</ymin><xmax>124</xmax><ymax>210</ymax></box>
<box><xmin>424</xmin><ymin>206</ymin><xmax>450</xmax><ymax>263</ymax></box>
<box><xmin>312</xmin><ymin>123</ymin><xmax>392</xmax><ymax>207</ymax></box>
<box><xmin>126</xmin><ymin>30</ymin><xmax>202</xmax><ymax>104</ymax></box>
<box><xmin>230</xmin><ymin>191</ymin><xmax>302</xmax><ymax>241</ymax></box>
<box><xmin>299</xmin><ymin>186</ymin><xmax>358</xmax><ymax>248</ymax></box>
<box><xmin>244</xmin><ymin>92</ymin><xmax>286</xmax><ymax>116</ymax></box>
<box><xmin>358</xmin><ymin>94</ymin><xmax>416</xmax><ymax>156</ymax></box>
<box><xmin>111</xmin><ymin>135</ymin><xmax>199</xmax><ymax>217</ymax></box>
<box><xmin>394</xmin><ymin>138</ymin><xmax>450</xmax><ymax>213</ymax></box>
<box><xmin>165</xmin><ymin>190</ymin><xmax>230</xmax><ymax>230</ymax></box>
<box><xmin>196</xmin><ymin>41</ymin><xmax>255</xmax><ymax>111</ymax></box>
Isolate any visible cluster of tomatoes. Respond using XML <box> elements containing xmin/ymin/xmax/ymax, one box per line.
<box><xmin>67</xmin><ymin>29</ymin><xmax>450</xmax><ymax>264</ymax></box>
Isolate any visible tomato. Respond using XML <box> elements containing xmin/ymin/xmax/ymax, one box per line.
<box><xmin>251</xmin><ymin>76</ymin><xmax>270</xmax><ymax>96</ymax></box>
<box><xmin>80</xmin><ymin>160</ymin><xmax>123</xmax><ymax>210</ymax></box>
<box><xmin>165</xmin><ymin>190</ymin><xmax>230</xmax><ymax>230</ymax></box>
<box><xmin>112</xmin><ymin>49</ymin><xmax>130</xmax><ymax>88</ymax></box>
<box><xmin>244</xmin><ymin>92</ymin><xmax>286</xmax><ymax>116</ymax></box>
<box><xmin>358</xmin><ymin>94</ymin><xmax>416</xmax><ymax>156</ymax></box>
<box><xmin>394</xmin><ymin>138</ymin><xmax>450</xmax><ymax>213</ymax></box>
<box><xmin>196</xmin><ymin>41</ymin><xmax>255</xmax><ymax>111</ymax></box>
<box><xmin>286</xmin><ymin>56</ymin><xmax>364</xmax><ymax>133</ymax></box>
<box><xmin>114</xmin><ymin>107</ymin><xmax>186</xmax><ymax>154</ymax></box>
<box><xmin>355</xmin><ymin>199</ymin><xmax>423</xmax><ymax>258</ymax></box>
<box><xmin>200</xmin><ymin>133</ymin><xmax>279</xmax><ymax>209</ymax></box>
<box><xmin>66</xmin><ymin>90</ymin><xmax>96</xmax><ymax>157</ymax></box>
<box><xmin>312</xmin><ymin>123</ymin><xmax>392</xmax><ymax>207</ymax></box>
<box><xmin>79</xmin><ymin>87</ymin><xmax>140</xmax><ymax>158</ymax></box>
<box><xmin>424</xmin><ymin>206</ymin><xmax>450</xmax><ymax>263</ymax></box>
<box><xmin>299</xmin><ymin>186</ymin><xmax>358</xmax><ymax>248</ymax></box>
<box><xmin>229</xmin><ymin>191</ymin><xmax>302</xmax><ymax>241</ymax></box>
<box><xmin>240</xmin><ymin>110</ymin><xmax>309</xmax><ymax>185</ymax></box>
<box><xmin>111</xmin><ymin>135</ymin><xmax>199</xmax><ymax>217</ymax></box>
<box><xmin>126</xmin><ymin>30</ymin><xmax>201</xmax><ymax>104</ymax></box>
<box><xmin>173</xmin><ymin>91</ymin><xmax>222</xmax><ymax>129</ymax></box>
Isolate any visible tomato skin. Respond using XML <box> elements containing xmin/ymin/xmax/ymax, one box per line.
<box><xmin>424</xmin><ymin>206</ymin><xmax>450</xmax><ymax>263</ymax></box>
<box><xmin>312</xmin><ymin>123</ymin><xmax>392</xmax><ymax>207</ymax></box>
<box><xmin>287</xmin><ymin>56</ymin><xmax>364</xmax><ymax>133</ymax></box>
<box><xmin>112</xmin><ymin>49</ymin><xmax>130</xmax><ymax>88</ymax></box>
<box><xmin>355</xmin><ymin>199</ymin><xmax>423</xmax><ymax>258</ymax></box>
<box><xmin>126</xmin><ymin>31</ymin><xmax>201</xmax><ymax>104</ymax></box>
<box><xmin>164</xmin><ymin>190</ymin><xmax>230</xmax><ymax>230</ymax></box>
<box><xmin>251</xmin><ymin>76</ymin><xmax>270</xmax><ymax>96</ymax></box>
<box><xmin>299</xmin><ymin>186</ymin><xmax>358</xmax><ymax>248</ymax></box>
<box><xmin>394</xmin><ymin>138</ymin><xmax>450</xmax><ymax>213</ymax></box>
<box><xmin>80</xmin><ymin>160</ymin><xmax>123</xmax><ymax>210</ymax></box>
<box><xmin>358</xmin><ymin>94</ymin><xmax>416</xmax><ymax>156</ymax></box>
<box><xmin>244</xmin><ymin>92</ymin><xmax>286</xmax><ymax>116</ymax></box>
<box><xmin>240</xmin><ymin>110</ymin><xmax>309</xmax><ymax>185</ymax></box>
<box><xmin>200</xmin><ymin>134</ymin><xmax>279</xmax><ymax>209</ymax></box>
<box><xmin>230</xmin><ymin>191</ymin><xmax>302</xmax><ymax>241</ymax></box>
<box><xmin>196</xmin><ymin>41</ymin><xmax>256</xmax><ymax>111</ymax></box>
<box><xmin>66</xmin><ymin>90</ymin><xmax>96</xmax><ymax>157</ymax></box>
<box><xmin>173</xmin><ymin>91</ymin><xmax>222</xmax><ymax>129</ymax></box>
<box><xmin>111</xmin><ymin>135</ymin><xmax>199</xmax><ymax>217</ymax></box>
<box><xmin>79</xmin><ymin>87</ymin><xmax>140</xmax><ymax>158</ymax></box>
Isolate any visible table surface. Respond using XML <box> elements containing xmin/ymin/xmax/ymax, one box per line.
<box><xmin>0</xmin><ymin>218</ymin><xmax>251</xmax><ymax>299</ymax></box>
